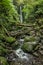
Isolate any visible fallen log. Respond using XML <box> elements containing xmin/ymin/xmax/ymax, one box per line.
<box><xmin>15</xmin><ymin>23</ymin><xmax>33</xmax><ymax>27</ymax></box>
<box><xmin>10</xmin><ymin>29</ymin><xmax>34</xmax><ymax>37</ymax></box>
<box><xmin>10</xmin><ymin>22</ymin><xmax>34</xmax><ymax>27</ymax></box>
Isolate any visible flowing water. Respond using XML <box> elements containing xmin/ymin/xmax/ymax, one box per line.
<box><xmin>15</xmin><ymin>48</ymin><xmax>29</xmax><ymax>60</ymax></box>
<box><xmin>15</xmin><ymin>38</ymin><xmax>29</xmax><ymax>60</ymax></box>
<box><xmin>20</xmin><ymin>5</ymin><xmax>23</xmax><ymax>23</ymax></box>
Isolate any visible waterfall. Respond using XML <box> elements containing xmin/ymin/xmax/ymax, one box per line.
<box><xmin>20</xmin><ymin>5</ymin><xmax>23</xmax><ymax>23</ymax></box>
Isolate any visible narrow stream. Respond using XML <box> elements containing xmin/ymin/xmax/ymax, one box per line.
<box><xmin>15</xmin><ymin>38</ymin><xmax>29</xmax><ymax>60</ymax></box>
<box><xmin>15</xmin><ymin>38</ymin><xmax>33</xmax><ymax>62</ymax></box>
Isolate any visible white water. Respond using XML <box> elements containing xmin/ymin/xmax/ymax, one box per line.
<box><xmin>15</xmin><ymin>48</ymin><xmax>29</xmax><ymax>60</ymax></box>
<box><xmin>20</xmin><ymin>5</ymin><xmax>23</xmax><ymax>23</ymax></box>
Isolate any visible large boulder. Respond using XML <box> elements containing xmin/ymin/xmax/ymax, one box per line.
<box><xmin>22</xmin><ymin>42</ymin><xmax>40</xmax><ymax>52</ymax></box>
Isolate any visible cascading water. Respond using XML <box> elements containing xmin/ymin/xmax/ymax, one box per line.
<box><xmin>20</xmin><ymin>5</ymin><xmax>23</xmax><ymax>23</ymax></box>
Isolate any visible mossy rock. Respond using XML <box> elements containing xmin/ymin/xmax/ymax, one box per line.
<box><xmin>5</xmin><ymin>37</ymin><xmax>16</xmax><ymax>43</ymax></box>
<box><xmin>22</xmin><ymin>42</ymin><xmax>40</xmax><ymax>52</ymax></box>
<box><xmin>11</xmin><ymin>41</ymin><xmax>20</xmax><ymax>49</ymax></box>
<box><xmin>0</xmin><ymin>57</ymin><xmax>9</xmax><ymax>65</ymax></box>
<box><xmin>24</xmin><ymin>36</ymin><xmax>36</xmax><ymax>42</ymax></box>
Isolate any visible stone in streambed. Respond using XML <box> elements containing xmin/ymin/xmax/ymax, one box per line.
<box><xmin>22</xmin><ymin>42</ymin><xmax>40</xmax><ymax>52</ymax></box>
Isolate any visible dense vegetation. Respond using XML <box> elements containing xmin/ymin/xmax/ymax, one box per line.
<box><xmin>0</xmin><ymin>0</ymin><xmax>43</xmax><ymax>65</ymax></box>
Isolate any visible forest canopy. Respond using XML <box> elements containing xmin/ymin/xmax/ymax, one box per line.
<box><xmin>0</xmin><ymin>0</ymin><xmax>43</xmax><ymax>23</ymax></box>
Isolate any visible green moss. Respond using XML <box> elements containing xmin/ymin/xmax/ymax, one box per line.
<box><xmin>0</xmin><ymin>57</ymin><xmax>9</xmax><ymax>65</ymax></box>
<box><xmin>22</xmin><ymin>42</ymin><xmax>33</xmax><ymax>52</ymax></box>
<box><xmin>22</xmin><ymin>42</ymin><xmax>39</xmax><ymax>52</ymax></box>
<box><xmin>5</xmin><ymin>37</ymin><xmax>16</xmax><ymax>43</ymax></box>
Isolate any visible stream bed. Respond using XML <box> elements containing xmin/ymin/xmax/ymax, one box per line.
<box><xmin>7</xmin><ymin>37</ymin><xmax>43</xmax><ymax>65</ymax></box>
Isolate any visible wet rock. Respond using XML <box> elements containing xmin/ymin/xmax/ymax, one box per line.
<box><xmin>5</xmin><ymin>50</ymin><xmax>19</xmax><ymax>62</ymax></box>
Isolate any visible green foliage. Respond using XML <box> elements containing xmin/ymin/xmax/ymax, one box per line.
<box><xmin>22</xmin><ymin>0</ymin><xmax>43</xmax><ymax>23</ymax></box>
<box><xmin>0</xmin><ymin>0</ymin><xmax>19</xmax><ymax>25</ymax></box>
